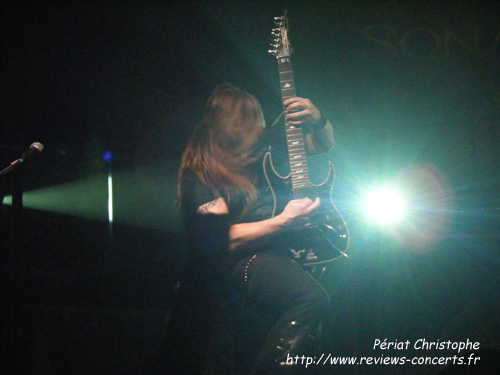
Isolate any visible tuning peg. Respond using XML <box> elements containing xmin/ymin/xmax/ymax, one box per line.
<box><xmin>268</xmin><ymin>49</ymin><xmax>278</xmax><ymax>55</ymax></box>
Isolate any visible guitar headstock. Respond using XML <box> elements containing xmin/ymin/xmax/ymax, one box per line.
<box><xmin>269</xmin><ymin>11</ymin><xmax>292</xmax><ymax>59</ymax></box>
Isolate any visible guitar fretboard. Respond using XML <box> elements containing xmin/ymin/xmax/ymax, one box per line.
<box><xmin>278</xmin><ymin>57</ymin><xmax>312</xmax><ymax>194</ymax></box>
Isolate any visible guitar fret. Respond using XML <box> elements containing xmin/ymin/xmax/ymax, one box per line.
<box><xmin>277</xmin><ymin>55</ymin><xmax>312</xmax><ymax>190</ymax></box>
<box><xmin>294</xmin><ymin>181</ymin><xmax>311</xmax><ymax>187</ymax></box>
<box><xmin>293</xmin><ymin>184</ymin><xmax>311</xmax><ymax>190</ymax></box>
<box><xmin>282</xmin><ymin>88</ymin><xmax>296</xmax><ymax>96</ymax></box>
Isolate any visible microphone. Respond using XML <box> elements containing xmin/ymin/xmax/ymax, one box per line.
<box><xmin>0</xmin><ymin>142</ymin><xmax>45</xmax><ymax>178</ymax></box>
<box><xmin>20</xmin><ymin>142</ymin><xmax>45</xmax><ymax>162</ymax></box>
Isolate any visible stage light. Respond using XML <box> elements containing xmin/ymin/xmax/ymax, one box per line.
<box><xmin>103</xmin><ymin>151</ymin><xmax>112</xmax><ymax>162</ymax></box>
<box><xmin>1</xmin><ymin>163</ymin><xmax>182</xmax><ymax>232</ymax></box>
<box><xmin>104</xmin><ymin>151</ymin><xmax>114</xmax><ymax>238</ymax></box>
<box><xmin>364</xmin><ymin>187</ymin><xmax>406</xmax><ymax>225</ymax></box>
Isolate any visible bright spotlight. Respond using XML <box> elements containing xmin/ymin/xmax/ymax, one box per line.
<box><xmin>364</xmin><ymin>188</ymin><xmax>405</xmax><ymax>225</ymax></box>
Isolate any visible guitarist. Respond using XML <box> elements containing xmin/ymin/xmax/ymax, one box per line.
<box><xmin>175</xmin><ymin>83</ymin><xmax>335</xmax><ymax>374</ymax></box>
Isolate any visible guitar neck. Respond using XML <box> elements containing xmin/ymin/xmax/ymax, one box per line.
<box><xmin>278</xmin><ymin>57</ymin><xmax>312</xmax><ymax>193</ymax></box>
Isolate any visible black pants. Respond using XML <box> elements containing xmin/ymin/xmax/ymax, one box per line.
<box><xmin>205</xmin><ymin>252</ymin><xmax>330</xmax><ymax>374</ymax></box>
<box><xmin>234</xmin><ymin>252</ymin><xmax>329</xmax><ymax>323</ymax></box>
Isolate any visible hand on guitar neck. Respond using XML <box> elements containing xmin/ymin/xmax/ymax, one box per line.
<box><xmin>283</xmin><ymin>97</ymin><xmax>323</xmax><ymax>127</ymax></box>
<box><xmin>283</xmin><ymin>96</ymin><xmax>334</xmax><ymax>155</ymax></box>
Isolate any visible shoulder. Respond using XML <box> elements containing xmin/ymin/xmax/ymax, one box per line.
<box><xmin>196</xmin><ymin>197</ymin><xmax>229</xmax><ymax>215</ymax></box>
<box><xmin>180</xmin><ymin>170</ymin><xmax>216</xmax><ymax>214</ymax></box>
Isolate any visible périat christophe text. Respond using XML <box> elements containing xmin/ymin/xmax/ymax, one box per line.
<box><xmin>285</xmin><ymin>338</ymin><xmax>481</xmax><ymax>367</ymax></box>
<box><xmin>373</xmin><ymin>338</ymin><xmax>480</xmax><ymax>353</ymax></box>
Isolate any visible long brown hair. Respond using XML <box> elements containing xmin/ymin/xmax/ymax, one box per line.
<box><xmin>178</xmin><ymin>83</ymin><xmax>265</xmax><ymax>208</ymax></box>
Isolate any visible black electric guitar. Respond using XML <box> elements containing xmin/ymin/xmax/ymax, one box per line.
<box><xmin>266</xmin><ymin>12</ymin><xmax>349</xmax><ymax>274</ymax></box>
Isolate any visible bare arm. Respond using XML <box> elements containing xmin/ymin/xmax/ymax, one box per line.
<box><xmin>304</xmin><ymin>119</ymin><xmax>335</xmax><ymax>154</ymax></box>
<box><xmin>196</xmin><ymin>197</ymin><xmax>229</xmax><ymax>215</ymax></box>
<box><xmin>197</xmin><ymin>196</ymin><xmax>321</xmax><ymax>251</ymax></box>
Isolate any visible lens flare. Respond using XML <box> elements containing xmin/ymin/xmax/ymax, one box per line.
<box><xmin>365</xmin><ymin>188</ymin><xmax>406</xmax><ymax>225</ymax></box>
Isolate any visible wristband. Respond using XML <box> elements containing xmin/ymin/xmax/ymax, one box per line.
<box><xmin>312</xmin><ymin>113</ymin><xmax>328</xmax><ymax>130</ymax></box>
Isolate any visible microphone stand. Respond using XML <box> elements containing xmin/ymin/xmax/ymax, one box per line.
<box><xmin>0</xmin><ymin>163</ymin><xmax>24</xmax><ymax>374</ymax></box>
<box><xmin>1</xmin><ymin>143</ymin><xmax>44</xmax><ymax>178</ymax></box>
<box><xmin>1</xmin><ymin>143</ymin><xmax>41</xmax><ymax>372</ymax></box>
<box><xmin>0</xmin><ymin>159</ymin><xmax>26</xmax><ymax>178</ymax></box>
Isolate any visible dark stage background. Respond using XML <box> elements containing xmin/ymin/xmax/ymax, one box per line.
<box><xmin>1</xmin><ymin>1</ymin><xmax>499</xmax><ymax>374</ymax></box>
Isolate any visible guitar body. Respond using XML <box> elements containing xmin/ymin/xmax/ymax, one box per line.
<box><xmin>263</xmin><ymin>152</ymin><xmax>349</xmax><ymax>269</ymax></box>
